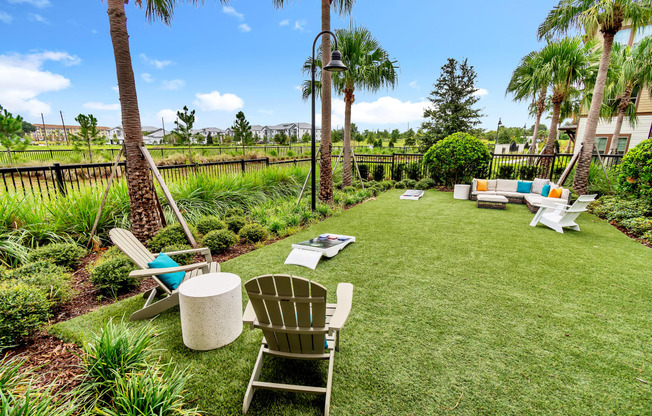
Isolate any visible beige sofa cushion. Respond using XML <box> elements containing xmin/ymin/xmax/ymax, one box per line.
<box><xmin>524</xmin><ymin>194</ymin><xmax>542</xmax><ymax>206</ymax></box>
<box><xmin>496</xmin><ymin>191</ymin><xmax>526</xmax><ymax>198</ymax></box>
<box><xmin>486</xmin><ymin>180</ymin><xmax>497</xmax><ymax>191</ymax></box>
<box><xmin>531</xmin><ymin>178</ymin><xmax>550</xmax><ymax>194</ymax></box>
<box><xmin>496</xmin><ymin>179</ymin><xmax>518</xmax><ymax>192</ymax></box>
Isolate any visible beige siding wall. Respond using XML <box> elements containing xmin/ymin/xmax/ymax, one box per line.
<box><xmin>575</xmin><ymin>115</ymin><xmax>652</xmax><ymax>153</ymax></box>
<box><xmin>638</xmin><ymin>90</ymin><xmax>652</xmax><ymax>113</ymax></box>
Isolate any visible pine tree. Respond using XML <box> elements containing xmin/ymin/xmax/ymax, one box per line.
<box><xmin>70</xmin><ymin>113</ymin><xmax>103</xmax><ymax>163</ymax></box>
<box><xmin>232</xmin><ymin>111</ymin><xmax>253</xmax><ymax>154</ymax></box>
<box><xmin>174</xmin><ymin>106</ymin><xmax>196</xmax><ymax>162</ymax></box>
<box><xmin>0</xmin><ymin>106</ymin><xmax>28</xmax><ymax>165</ymax></box>
<box><xmin>422</xmin><ymin>58</ymin><xmax>484</xmax><ymax>151</ymax></box>
<box><xmin>206</xmin><ymin>131</ymin><xmax>213</xmax><ymax>145</ymax></box>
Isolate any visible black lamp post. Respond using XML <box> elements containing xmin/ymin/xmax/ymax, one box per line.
<box><xmin>310</xmin><ymin>30</ymin><xmax>348</xmax><ymax>211</ymax></box>
<box><xmin>492</xmin><ymin>118</ymin><xmax>503</xmax><ymax>155</ymax></box>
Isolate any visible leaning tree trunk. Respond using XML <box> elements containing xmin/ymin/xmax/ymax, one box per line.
<box><xmin>574</xmin><ymin>32</ymin><xmax>616</xmax><ymax>195</ymax></box>
<box><xmin>318</xmin><ymin>0</ymin><xmax>333</xmax><ymax>204</ymax></box>
<box><xmin>529</xmin><ymin>86</ymin><xmax>547</xmax><ymax>155</ymax></box>
<box><xmin>608</xmin><ymin>86</ymin><xmax>633</xmax><ymax>154</ymax></box>
<box><xmin>342</xmin><ymin>87</ymin><xmax>354</xmax><ymax>187</ymax></box>
<box><xmin>541</xmin><ymin>94</ymin><xmax>563</xmax><ymax>175</ymax></box>
<box><xmin>107</xmin><ymin>0</ymin><xmax>162</xmax><ymax>241</ymax></box>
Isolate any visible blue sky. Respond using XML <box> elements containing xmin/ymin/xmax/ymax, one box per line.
<box><xmin>0</xmin><ymin>0</ymin><xmax>561</xmax><ymax>132</ymax></box>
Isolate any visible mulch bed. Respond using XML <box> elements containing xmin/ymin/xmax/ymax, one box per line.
<box><xmin>609</xmin><ymin>220</ymin><xmax>652</xmax><ymax>249</ymax></box>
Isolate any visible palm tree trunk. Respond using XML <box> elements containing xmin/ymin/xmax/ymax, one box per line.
<box><xmin>529</xmin><ymin>87</ymin><xmax>547</xmax><ymax>155</ymax></box>
<box><xmin>608</xmin><ymin>87</ymin><xmax>632</xmax><ymax>154</ymax></box>
<box><xmin>541</xmin><ymin>96</ymin><xmax>562</xmax><ymax>175</ymax></box>
<box><xmin>342</xmin><ymin>88</ymin><xmax>354</xmax><ymax>187</ymax></box>
<box><xmin>107</xmin><ymin>0</ymin><xmax>162</xmax><ymax>242</ymax></box>
<box><xmin>318</xmin><ymin>0</ymin><xmax>333</xmax><ymax>204</ymax></box>
<box><xmin>573</xmin><ymin>32</ymin><xmax>615</xmax><ymax>195</ymax></box>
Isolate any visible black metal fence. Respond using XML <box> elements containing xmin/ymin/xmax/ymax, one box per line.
<box><xmin>0</xmin><ymin>145</ymin><xmax>420</xmax><ymax>165</ymax></box>
<box><xmin>0</xmin><ymin>157</ymin><xmax>311</xmax><ymax>200</ymax></box>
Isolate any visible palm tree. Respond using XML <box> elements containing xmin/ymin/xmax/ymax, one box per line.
<box><xmin>604</xmin><ymin>37</ymin><xmax>652</xmax><ymax>154</ymax></box>
<box><xmin>303</xmin><ymin>27</ymin><xmax>398</xmax><ymax>186</ymax></box>
<box><xmin>273</xmin><ymin>0</ymin><xmax>355</xmax><ymax>204</ymax></box>
<box><xmin>537</xmin><ymin>38</ymin><xmax>599</xmax><ymax>174</ymax></box>
<box><xmin>506</xmin><ymin>49</ymin><xmax>549</xmax><ymax>155</ymax></box>
<box><xmin>538</xmin><ymin>0</ymin><xmax>652</xmax><ymax>194</ymax></box>
<box><xmin>106</xmin><ymin>0</ymin><xmax>223</xmax><ymax>241</ymax></box>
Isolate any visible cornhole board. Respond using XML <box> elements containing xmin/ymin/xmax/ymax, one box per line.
<box><xmin>284</xmin><ymin>234</ymin><xmax>355</xmax><ymax>270</ymax></box>
<box><xmin>400</xmin><ymin>190</ymin><xmax>425</xmax><ymax>200</ymax></box>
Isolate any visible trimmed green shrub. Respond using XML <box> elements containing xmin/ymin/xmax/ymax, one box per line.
<box><xmin>415</xmin><ymin>178</ymin><xmax>436</xmax><ymax>190</ymax></box>
<box><xmin>405</xmin><ymin>163</ymin><xmax>422</xmax><ymax>181</ymax></box>
<box><xmin>394</xmin><ymin>180</ymin><xmax>407</xmax><ymax>189</ymax></box>
<box><xmin>618</xmin><ymin>138</ymin><xmax>652</xmax><ymax>202</ymax></box>
<box><xmin>620</xmin><ymin>217</ymin><xmax>652</xmax><ymax>237</ymax></box>
<box><xmin>203</xmin><ymin>229</ymin><xmax>238</xmax><ymax>254</ymax></box>
<box><xmin>518</xmin><ymin>165</ymin><xmax>538</xmax><ymax>180</ymax></box>
<box><xmin>225</xmin><ymin>207</ymin><xmax>245</xmax><ymax>218</ymax></box>
<box><xmin>148</xmin><ymin>223</ymin><xmax>199</xmax><ymax>253</ymax></box>
<box><xmin>372</xmin><ymin>165</ymin><xmax>385</xmax><ymax>182</ymax></box>
<box><xmin>239</xmin><ymin>223</ymin><xmax>268</xmax><ymax>243</ymax></box>
<box><xmin>195</xmin><ymin>216</ymin><xmax>226</xmax><ymax>235</ymax></box>
<box><xmin>0</xmin><ymin>282</ymin><xmax>51</xmax><ymax>347</ymax></box>
<box><xmin>357</xmin><ymin>164</ymin><xmax>369</xmax><ymax>180</ymax></box>
<box><xmin>90</xmin><ymin>256</ymin><xmax>138</xmax><ymax>298</ymax></box>
<box><xmin>422</xmin><ymin>132</ymin><xmax>491</xmax><ymax>186</ymax></box>
<box><xmin>225</xmin><ymin>216</ymin><xmax>246</xmax><ymax>234</ymax></box>
<box><xmin>384</xmin><ymin>180</ymin><xmax>396</xmax><ymax>189</ymax></box>
<box><xmin>643</xmin><ymin>230</ymin><xmax>652</xmax><ymax>242</ymax></box>
<box><xmin>161</xmin><ymin>244</ymin><xmax>194</xmax><ymax>265</ymax></box>
<box><xmin>3</xmin><ymin>261</ymin><xmax>74</xmax><ymax>306</ymax></box>
<box><xmin>588</xmin><ymin>196</ymin><xmax>652</xmax><ymax>222</ymax></box>
<box><xmin>27</xmin><ymin>243</ymin><xmax>85</xmax><ymax>270</ymax></box>
<box><xmin>102</xmin><ymin>246</ymin><xmax>125</xmax><ymax>261</ymax></box>
<box><xmin>342</xmin><ymin>186</ymin><xmax>356</xmax><ymax>193</ymax></box>
<box><xmin>391</xmin><ymin>164</ymin><xmax>404</xmax><ymax>181</ymax></box>
<box><xmin>498</xmin><ymin>165</ymin><xmax>516</xmax><ymax>179</ymax></box>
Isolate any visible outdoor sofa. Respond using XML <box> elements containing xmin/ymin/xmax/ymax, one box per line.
<box><xmin>470</xmin><ymin>178</ymin><xmax>571</xmax><ymax>213</ymax></box>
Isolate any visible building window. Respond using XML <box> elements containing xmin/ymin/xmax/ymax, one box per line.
<box><xmin>595</xmin><ymin>137</ymin><xmax>608</xmax><ymax>153</ymax></box>
<box><xmin>615</xmin><ymin>137</ymin><xmax>628</xmax><ymax>154</ymax></box>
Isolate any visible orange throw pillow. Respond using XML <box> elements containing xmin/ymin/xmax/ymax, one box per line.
<box><xmin>548</xmin><ymin>187</ymin><xmax>562</xmax><ymax>198</ymax></box>
<box><xmin>477</xmin><ymin>179</ymin><xmax>488</xmax><ymax>192</ymax></box>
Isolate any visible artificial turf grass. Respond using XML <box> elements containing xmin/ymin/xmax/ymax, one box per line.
<box><xmin>50</xmin><ymin>190</ymin><xmax>652</xmax><ymax>415</ymax></box>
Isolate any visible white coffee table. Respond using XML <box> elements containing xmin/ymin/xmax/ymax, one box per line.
<box><xmin>178</xmin><ymin>272</ymin><xmax>242</xmax><ymax>351</ymax></box>
<box><xmin>477</xmin><ymin>194</ymin><xmax>508</xmax><ymax>209</ymax></box>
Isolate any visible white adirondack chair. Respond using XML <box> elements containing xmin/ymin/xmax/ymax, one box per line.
<box><xmin>242</xmin><ymin>274</ymin><xmax>353</xmax><ymax>416</ymax></box>
<box><xmin>109</xmin><ymin>228</ymin><xmax>220</xmax><ymax>321</ymax></box>
<box><xmin>529</xmin><ymin>194</ymin><xmax>597</xmax><ymax>233</ymax></box>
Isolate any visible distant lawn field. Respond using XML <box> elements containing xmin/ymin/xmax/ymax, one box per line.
<box><xmin>52</xmin><ymin>190</ymin><xmax>651</xmax><ymax>415</ymax></box>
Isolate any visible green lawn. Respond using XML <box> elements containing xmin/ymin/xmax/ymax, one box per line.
<box><xmin>51</xmin><ymin>190</ymin><xmax>652</xmax><ymax>415</ymax></box>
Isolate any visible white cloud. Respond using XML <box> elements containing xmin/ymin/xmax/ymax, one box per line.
<box><xmin>193</xmin><ymin>90</ymin><xmax>244</xmax><ymax>112</ymax></box>
<box><xmin>328</xmin><ymin>96</ymin><xmax>428</xmax><ymax>125</ymax></box>
<box><xmin>294</xmin><ymin>19</ymin><xmax>307</xmax><ymax>32</ymax></box>
<box><xmin>162</xmin><ymin>79</ymin><xmax>185</xmax><ymax>90</ymax></box>
<box><xmin>141</xmin><ymin>73</ymin><xmax>153</xmax><ymax>83</ymax></box>
<box><xmin>112</xmin><ymin>85</ymin><xmax>119</xmax><ymax>92</ymax></box>
<box><xmin>279</xmin><ymin>19</ymin><xmax>290</xmax><ymax>27</ymax></box>
<box><xmin>7</xmin><ymin>0</ymin><xmax>50</xmax><ymax>8</ymax></box>
<box><xmin>222</xmin><ymin>6</ymin><xmax>243</xmax><ymax>20</ymax></box>
<box><xmin>0</xmin><ymin>11</ymin><xmax>12</xmax><ymax>24</ymax></box>
<box><xmin>294</xmin><ymin>85</ymin><xmax>302</xmax><ymax>91</ymax></box>
<box><xmin>408</xmin><ymin>81</ymin><xmax>420</xmax><ymax>90</ymax></box>
<box><xmin>83</xmin><ymin>102</ymin><xmax>120</xmax><ymax>111</ymax></box>
<box><xmin>0</xmin><ymin>51</ymin><xmax>79</xmax><ymax>118</ymax></box>
<box><xmin>28</xmin><ymin>13</ymin><xmax>48</xmax><ymax>24</ymax></box>
<box><xmin>473</xmin><ymin>88</ymin><xmax>489</xmax><ymax>96</ymax></box>
<box><xmin>140</xmin><ymin>53</ymin><xmax>172</xmax><ymax>69</ymax></box>
<box><xmin>238</xmin><ymin>23</ymin><xmax>251</xmax><ymax>32</ymax></box>
<box><xmin>157</xmin><ymin>109</ymin><xmax>178</xmax><ymax>124</ymax></box>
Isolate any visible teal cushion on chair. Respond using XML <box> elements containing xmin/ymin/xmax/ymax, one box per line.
<box><xmin>148</xmin><ymin>253</ymin><xmax>185</xmax><ymax>290</ymax></box>
<box><xmin>541</xmin><ymin>184</ymin><xmax>551</xmax><ymax>197</ymax></box>
<box><xmin>517</xmin><ymin>181</ymin><xmax>533</xmax><ymax>193</ymax></box>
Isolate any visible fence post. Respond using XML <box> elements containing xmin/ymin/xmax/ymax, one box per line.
<box><xmin>52</xmin><ymin>162</ymin><xmax>66</xmax><ymax>196</ymax></box>
<box><xmin>266</xmin><ymin>157</ymin><xmax>270</xmax><ymax>167</ymax></box>
<box><xmin>241</xmin><ymin>158</ymin><xmax>246</xmax><ymax>174</ymax></box>
<box><xmin>488</xmin><ymin>153</ymin><xmax>494</xmax><ymax>179</ymax></box>
<box><xmin>391</xmin><ymin>153</ymin><xmax>395</xmax><ymax>180</ymax></box>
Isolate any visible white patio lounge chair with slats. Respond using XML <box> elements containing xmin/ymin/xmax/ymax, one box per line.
<box><xmin>529</xmin><ymin>194</ymin><xmax>597</xmax><ymax>233</ymax></box>
<box><xmin>242</xmin><ymin>274</ymin><xmax>353</xmax><ymax>416</ymax></box>
<box><xmin>109</xmin><ymin>228</ymin><xmax>220</xmax><ymax>321</ymax></box>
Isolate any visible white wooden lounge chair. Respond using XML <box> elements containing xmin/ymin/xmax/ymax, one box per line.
<box><xmin>242</xmin><ymin>274</ymin><xmax>353</xmax><ymax>416</ymax></box>
<box><xmin>529</xmin><ymin>194</ymin><xmax>597</xmax><ymax>233</ymax></box>
<box><xmin>109</xmin><ymin>228</ymin><xmax>220</xmax><ymax>321</ymax></box>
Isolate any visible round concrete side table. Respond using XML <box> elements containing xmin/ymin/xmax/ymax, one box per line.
<box><xmin>178</xmin><ymin>272</ymin><xmax>242</xmax><ymax>351</ymax></box>
<box><xmin>453</xmin><ymin>184</ymin><xmax>471</xmax><ymax>200</ymax></box>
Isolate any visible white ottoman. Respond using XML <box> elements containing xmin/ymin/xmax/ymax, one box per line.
<box><xmin>453</xmin><ymin>184</ymin><xmax>471</xmax><ymax>200</ymax></box>
<box><xmin>178</xmin><ymin>272</ymin><xmax>242</xmax><ymax>351</ymax></box>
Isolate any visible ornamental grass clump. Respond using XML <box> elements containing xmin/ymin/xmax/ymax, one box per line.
<box><xmin>423</xmin><ymin>132</ymin><xmax>491</xmax><ymax>186</ymax></box>
<box><xmin>203</xmin><ymin>229</ymin><xmax>238</xmax><ymax>254</ymax></box>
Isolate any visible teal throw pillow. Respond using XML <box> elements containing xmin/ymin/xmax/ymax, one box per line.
<box><xmin>148</xmin><ymin>253</ymin><xmax>185</xmax><ymax>290</ymax></box>
<box><xmin>517</xmin><ymin>181</ymin><xmax>533</xmax><ymax>193</ymax></box>
<box><xmin>541</xmin><ymin>184</ymin><xmax>551</xmax><ymax>197</ymax></box>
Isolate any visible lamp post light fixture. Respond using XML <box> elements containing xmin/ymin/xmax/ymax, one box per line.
<box><xmin>492</xmin><ymin>118</ymin><xmax>503</xmax><ymax>155</ymax></box>
<box><xmin>310</xmin><ymin>30</ymin><xmax>348</xmax><ymax>212</ymax></box>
